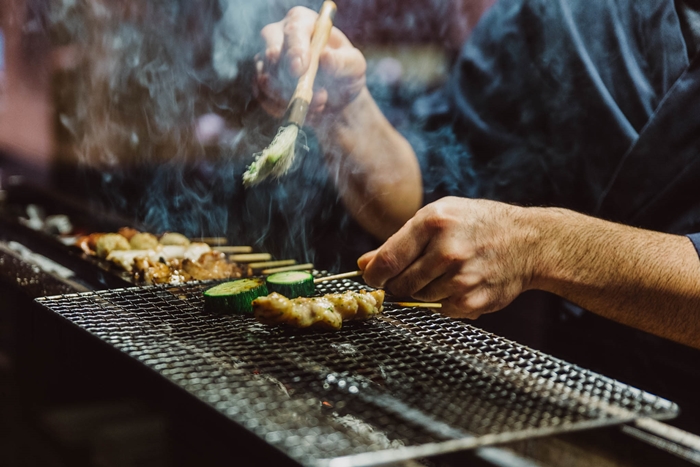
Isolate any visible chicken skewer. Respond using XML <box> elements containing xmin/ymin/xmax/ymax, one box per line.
<box><xmin>253</xmin><ymin>289</ymin><xmax>385</xmax><ymax>330</ymax></box>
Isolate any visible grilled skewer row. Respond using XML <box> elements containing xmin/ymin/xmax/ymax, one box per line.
<box><xmin>76</xmin><ymin>229</ymin><xmax>249</xmax><ymax>284</ymax></box>
<box><xmin>252</xmin><ymin>289</ymin><xmax>385</xmax><ymax>330</ymax></box>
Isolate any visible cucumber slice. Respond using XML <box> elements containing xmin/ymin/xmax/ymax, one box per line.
<box><xmin>203</xmin><ymin>278</ymin><xmax>268</xmax><ymax>314</ymax></box>
<box><xmin>266</xmin><ymin>271</ymin><xmax>315</xmax><ymax>298</ymax></box>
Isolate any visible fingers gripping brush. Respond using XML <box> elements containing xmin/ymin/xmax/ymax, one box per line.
<box><xmin>243</xmin><ymin>1</ymin><xmax>337</xmax><ymax>186</ymax></box>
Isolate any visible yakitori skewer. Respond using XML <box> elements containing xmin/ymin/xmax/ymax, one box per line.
<box><xmin>230</xmin><ymin>253</ymin><xmax>273</xmax><ymax>262</ymax></box>
<box><xmin>249</xmin><ymin>259</ymin><xmax>297</xmax><ymax>270</ymax></box>
<box><xmin>262</xmin><ymin>263</ymin><xmax>314</xmax><ymax>275</ymax></box>
<box><xmin>391</xmin><ymin>302</ymin><xmax>442</xmax><ymax>309</ymax></box>
<box><xmin>314</xmin><ymin>270</ymin><xmax>443</xmax><ymax>308</ymax></box>
<box><xmin>313</xmin><ymin>270</ymin><xmax>363</xmax><ymax>283</ymax></box>
<box><xmin>215</xmin><ymin>246</ymin><xmax>253</xmax><ymax>254</ymax></box>
<box><xmin>194</xmin><ymin>237</ymin><xmax>228</xmax><ymax>246</ymax></box>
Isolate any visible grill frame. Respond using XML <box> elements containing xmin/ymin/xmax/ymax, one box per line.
<box><xmin>35</xmin><ymin>276</ymin><xmax>679</xmax><ymax>467</ymax></box>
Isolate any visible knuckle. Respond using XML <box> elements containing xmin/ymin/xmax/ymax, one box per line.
<box><xmin>420</xmin><ymin>204</ymin><xmax>452</xmax><ymax>233</ymax></box>
<box><xmin>466</xmin><ymin>293</ymin><xmax>490</xmax><ymax>312</ymax></box>
<box><xmin>455</xmin><ymin>273</ymin><xmax>481</xmax><ymax>290</ymax></box>
<box><xmin>283</xmin><ymin>21</ymin><xmax>298</xmax><ymax>38</ymax></box>
<box><xmin>423</xmin><ymin>211</ymin><xmax>447</xmax><ymax>232</ymax></box>
<box><xmin>286</xmin><ymin>6</ymin><xmax>307</xmax><ymax>20</ymax></box>
<box><xmin>441</xmin><ymin>250</ymin><xmax>462</xmax><ymax>264</ymax></box>
<box><xmin>260</xmin><ymin>24</ymin><xmax>276</xmax><ymax>41</ymax></box>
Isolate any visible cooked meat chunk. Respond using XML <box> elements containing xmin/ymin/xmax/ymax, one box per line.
<box><xmin>118</xmin><ymin>227</ymin><xmax>139</xmax><ymax>241</ymax></box>
<box><xmin>253</xmin><ymin>290</ymin><xmax>385</xmax><ymax>330</ymax></box>
<box><xmin>129</xmin><ymin>232</ymin><xmax>159</xmax><ymax>250</ymax></box>
<box><xmin>182</xmin><ymin>251</ymin><xmax>245</xmax><ymax>281</ymax></box>
<box><xmin>133</xmin><ymin>257</ymin><xmax>191</xmax><ymax>285</ymax></box>
<box><xmin>106</xmin><ymin>250</ymin><xmax>151</xmax><ymax>272</ymax></box>
<box><xmin>95</xmin><ymin>233</ymin><xmax>130</xmax><ymax>258</ymax></box>
<box><xmin>76</xmin><ymin>233</ymin><xmax>104</xmax><ymax>255</ymax></box>
<box><xmin>159</xmin><ymin>232</ymin><xmax>190</xmax><ymax>246</ymax></box>
<box><xmin>183</xmin><ymin>242</ymin><xmax>211</xmax><ymax>261</ymax></box>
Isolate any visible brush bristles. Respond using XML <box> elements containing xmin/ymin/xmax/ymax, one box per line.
<box><xmin>243</xmin><ymin>124</ymin><xmax>300</xmax><ymax>186</ymax></box>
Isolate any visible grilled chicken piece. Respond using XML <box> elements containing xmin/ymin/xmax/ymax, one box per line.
<box><xmin>253</xmin><ymin>290</ymin><xmax>385</xmax><ymax>330</ymax></box>
<box><xmin>129</xmin><ymin>232</ymin><xmax>159</xmax><ymax>250</ymax></box>
<box><xmin>118</xmin><ymin>227</ymin><xmax>139</xmax><ymax>241</ymax></box>
<box><xmin>129</xmin><ymin>251</ymin><xmax>245</xmax><ymax>284</ymax></box>
<box><xmin>76</xmin><ymin>233</ymin><xmax>104</xmax><ymax>255</ymax></box>
<box><xmin>182</xmin><ymin>251</ymin><xmax>246</xmax><ymax>281</ymax></box>
<box><xmin>95</xmin><ymin>233</ymin><xmax>130</xmax><ymax>258</ymax></box>
<box><xmin>133</xmin><ymin>257</ymin><xmax>191</xmax><ymax>284</ymax></box>
<box><xmin>159</xmin><ymin>232</ymin><xmax>190</xmax><ymax>246</ymax></box>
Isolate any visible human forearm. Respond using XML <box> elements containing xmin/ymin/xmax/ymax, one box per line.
<box><xmin>530</xmin><ymin>208</ymin><xmax>700</xmax><ymax>348</ymax></box>
<box><xmin>317</xmin><ymin>87</ymin><xmax>422</xmax><ymax>240</ymax></box>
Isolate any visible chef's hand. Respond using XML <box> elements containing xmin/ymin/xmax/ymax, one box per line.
<box><xmin>255</xmin><ymin>6</ymin><xmax>367</xmax><ymax>123</ymax></box>
<box><xmin>358</xmin><ymin>197</ymin><xmax>538</xmax><ymax>319</ymax></box>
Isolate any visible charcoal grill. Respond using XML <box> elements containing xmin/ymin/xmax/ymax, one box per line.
<box><xmin>35</xmin><ymin>275</ymin><xmax>678</xmax><ymax>467</ymax></box>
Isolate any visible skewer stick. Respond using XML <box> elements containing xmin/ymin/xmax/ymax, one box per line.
<box><xmin>262</xmin><ymin>263</ymin><xmax>314</xmax><ymax>274</ymax></box>
<box><xmin>249</xmin><ymin>259</ymin><xmax>296</xmax><ymax>270</ymax></box>
<box><xmin>230</xmin><ymin>253</ymin><xmax>272</xmax><ymax>262</ymax></box>
<box><xmin>390</xmin><ymin>302</ymin><xmax>442</xmax><ymax>309</ymax></box>
<box><xmin>215</xmin><ymin>246</ymin><xmax>253</xmax><ymax>254</ymax></box>
<box><xmin>194</xmin><ymin>237</ymin><xmax>228</xmax><ymax>246</ymax></box>
<box><xmin>314</xmin><ymin>270</ymin><xmax>363</xmax><ymax>284</ymax></box>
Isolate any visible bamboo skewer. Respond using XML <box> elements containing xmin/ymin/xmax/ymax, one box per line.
<box><xmin>390</xmin><ymin>302</ymin><xmax>442</xmax><ymax>309</ymax></box>
<box><xmin>194</xmin><ymin>237</ymin><xmax>228</xmax><ymax>246</ymax></box>
<box><xmin>314</xmin><ymin>270</ymin><xmax>442</xmax><ymax>308</ymax></box>
<box><xmin>230</xmin><ymin>253</ymin><xmax>272</xmax><ymax>262</ymax></box>
<box><xmin>262</xmin><ymin>263</ymin><xmax>314</xmax><ymax>274</ymax></box>
<box><xmin>249</xmin><ymin>259</ymin><xmax>296</xmax><ymax>270</ymax></box>
<box><xmin>313</xmin><ymin>270</ymin><xmax>363</xmax><ymax>283</ymax></box>
<box><xmin>215</xmin><ymin>246</ymin><xmax>253</xmax><ymax>254</ymax></box>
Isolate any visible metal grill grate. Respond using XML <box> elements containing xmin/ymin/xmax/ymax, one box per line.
<box><xmin>36</xmin><ymin>275</ymin><xmax>678</xmax><ymax>467</ymax></box>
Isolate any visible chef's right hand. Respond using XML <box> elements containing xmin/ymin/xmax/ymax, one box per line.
<box><xmin>255</xmin><ymin>6</ymin><xmax>367</xmax><ymax>123</ymax></box>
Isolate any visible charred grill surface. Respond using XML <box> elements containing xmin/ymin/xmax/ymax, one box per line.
<box><xmin>35</xmin><ymin>277</ymin><xmax>678</xmax><ymax>467</ymax></box>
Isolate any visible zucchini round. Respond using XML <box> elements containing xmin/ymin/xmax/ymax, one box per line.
<box><xmin>266</xmin><ymin>271</ymin><xmax>315</xmax><ymax>298</ymax></box>
<box><xmin>203</xmin><ymin>278</ymin><xmax>268</xmax><ymax>314</ymax></box>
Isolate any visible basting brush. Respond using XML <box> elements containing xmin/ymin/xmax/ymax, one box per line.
<box><xmin>243</xmin><ymin>1</ymin><xmax>337</xmax><ymax>186</ymax></box>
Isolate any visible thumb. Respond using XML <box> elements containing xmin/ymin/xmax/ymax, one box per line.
<box><xmin>357</xmin><ymin>249</ymin><xmax>378</xmax><ymax>271</ymax></box>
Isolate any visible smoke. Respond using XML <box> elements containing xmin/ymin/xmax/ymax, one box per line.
<box><xmin>46</xmin><ymin>0</ymin><xmax>368</xmax><ymax>268</ymax></box>
<box><xmin>47</xmin><ymin>0</ymin><xmax>475</xmax><ymax>270</ymax></box>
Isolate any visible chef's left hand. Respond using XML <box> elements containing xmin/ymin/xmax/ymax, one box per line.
<box><xmin>358</xmin><ymin>197</ymin><xmax>539</xmax><ymax>319</ymax></box>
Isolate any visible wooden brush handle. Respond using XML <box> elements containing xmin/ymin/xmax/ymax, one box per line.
<box><xmin>291</xmin><ymin>1</ymin><xmax>337</xmax><ymax>105</ymax></box>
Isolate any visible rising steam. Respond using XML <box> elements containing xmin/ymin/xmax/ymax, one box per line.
<box><xmin>47</xmin><ymin>0</ymin><xmax>475</xmax><ymax>270</ymax></box>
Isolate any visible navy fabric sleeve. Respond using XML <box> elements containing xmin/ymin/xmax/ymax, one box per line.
<box><xmin>687</xmin><ymin>233</ymin><xmax>700</xmax><ymax>258</ymax></box>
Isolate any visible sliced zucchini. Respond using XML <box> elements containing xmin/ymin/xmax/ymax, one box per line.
<box><xmin>203</xmin><ymin>278</ymin><xmax>268</xmax><ymax>314</ymax></box>
<box><xmin>266</xmin><ymin>271</ymin><xmax>315</xmax><ymax>298</ymax></box>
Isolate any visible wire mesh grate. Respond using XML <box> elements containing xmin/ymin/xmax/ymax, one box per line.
<box><xmin>36</xmin><ymin>275</ymin><xmax>678</xmax><ymax>466</ymax></box>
